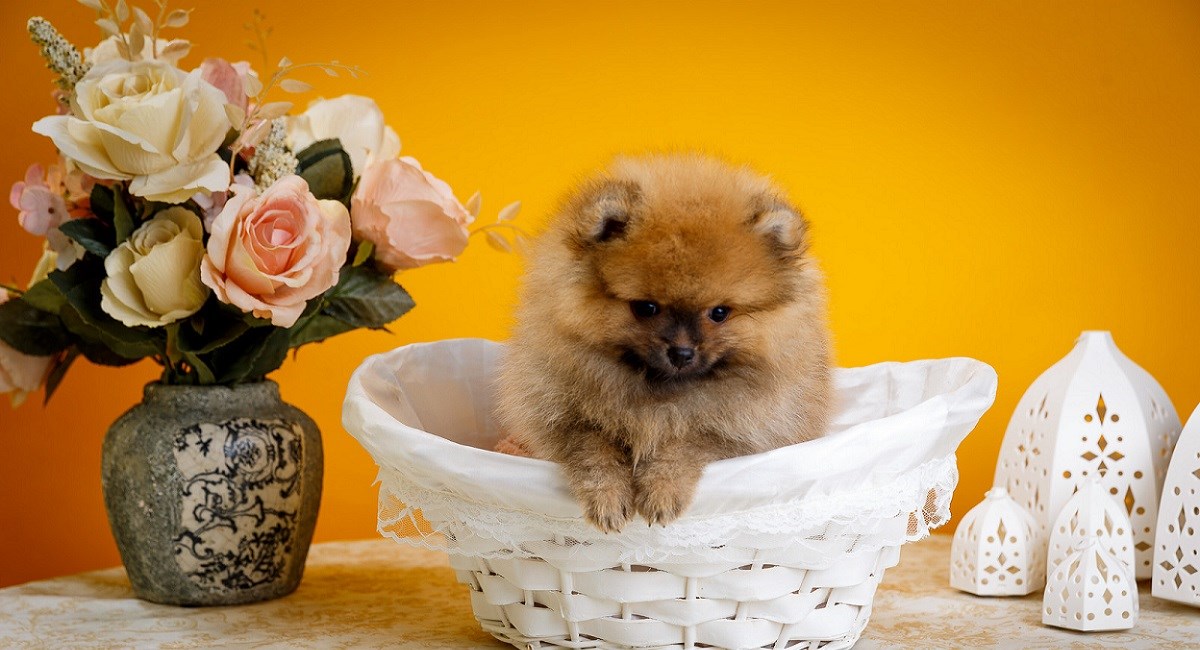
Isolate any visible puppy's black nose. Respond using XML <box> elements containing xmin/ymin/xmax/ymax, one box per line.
<box><xmin>667</xmin><ymin>346</ymin><xmax>695</xmax><ymax>368</ymax></box>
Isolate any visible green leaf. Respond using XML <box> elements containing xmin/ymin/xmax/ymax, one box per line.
<box><xmin>180</xmin><ymin>349</ymin><xmax>216</xmax><ymax>384</ymax></box>
<box><xmin>296</xmin><ymin>138</ymin><xmax>354</xmax><ymax>204</ymax></box>
<box><xmin>0</xmin><ymin>297</ymin><xmax>70</xmax><ymax>356</ymax></box>
<box><xmin>49</xmin><ymin>261</ymin><xmax>162</xmax><ymax>360</ymax></box>
<box><xmin>141</xmin><ymin>201</ymin><xmax>193</xmax><ymax>220</ymax></box>
<box><xmin>177</xmin><ymin>301</ymin><xmax>251</xmax><ymax>355</ymax></box>
<box><xmin>57</xmin><ymin>218</ymin><xmax>115</xmax><ymax>258</ymax></box>
<box><xmin>288</xmin><ymin>312</ymin><xmax>357</xmax><ymax>348</ymax></box>
<box><xmin>113</xmin><ymin>192</ymin><xmax>135</xmax><ymax>244</ymax></box>
<box><xmin>90</xmin><ymin>184</ymin><xmax>115</xmax><ymax>224</ymax></box>
<box><xmin>20</xmin><ymin>279</ymin><xmax>67</xmax><ymax>315</ymax></box>
<box><xmin>322</xmin><ymin>266</ymin><xmax>414</xmax><ymax>329</ymax></box>
<box><xmin>207</xmin><ymin>326</ymin><xmax>289</xmax><ymax>384</ymax></box>
<box><xmin>244</xmin><ymin>328</ymin><xmax>290</xmax><ymax>380</ymax></box>
<box><xmin>43</xmin><ymin>348</ymin><xmax>80</xmax><ymax>404</ymax></box>
<box><xmin>59</xmin><ymin>305</ymin><xmax>150</xmax><ymax>366</ymax></box>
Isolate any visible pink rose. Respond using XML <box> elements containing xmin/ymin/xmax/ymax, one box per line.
<box><xmin>198</xmin><ymin>58</ymin><xmax>252</xmax><ymax>113</ymax></box>
<box><xmin>200</xmin><ymin>175</ymin><xmax>351</xmax><ymax>327</ymax></box>
<box><xmin>0</xmin><ymin>290</ymin><xmax>53</xmax><ymax>407</ymax></box>
<box><xmin>350</xmin><ymin>156</ymin><xmax>472</xmax><ymax>272</ymax></box>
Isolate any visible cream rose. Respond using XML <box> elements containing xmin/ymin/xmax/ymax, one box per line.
<box><xmin>100</xmin><ymin>207</ymin><xmax>209</xmax><ymax>327</ymax></box>
<box><xmin>0</xmin><ymin>289</ymin><xmax>54</xmax><ymax>406</ymax></box>
<box><xmin>350</xmin><ymin>156</ymin><xmax>472</xmax><ymax>271</ymax></box>
<box><xmin>32</xmin><ymin>59</ymin><xmax>232</xmax><ymax>203</ymax></box>
<box><xmin>200</xmin><ymin>176</ymin><xmax>351</xmax><ymax>327</ymax></box>
<box><xmin>286</xmin><ymin>95</ymin><xmax>400</xmax><ymax>176</ymax></box>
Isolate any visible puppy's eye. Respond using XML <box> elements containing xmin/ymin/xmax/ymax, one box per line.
<box><xmin>630</xmin><ymin>300</ymin><xmax>660</xmax><ymax>318</ymax></box>
<box><xmin>708</xmin><ymin>306</ymin><xmax>732</xmax><ymax>323</ymax></box>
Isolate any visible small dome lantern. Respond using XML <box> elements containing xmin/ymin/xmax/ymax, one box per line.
<box><xmin>950</xmin><ymin>487</ymin><xmax>1044</xmax><ymax>596</ymax></box>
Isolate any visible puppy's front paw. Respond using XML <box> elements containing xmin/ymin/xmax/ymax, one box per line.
<box><xmin>634</xmin><ymin>474</ymin><xmax>695</xmax><ymax>526</ymax></box>
<box><xmin>582</xmin><ymin>485</ymin><xmax>633</xmax><ymax>533</ymax></box>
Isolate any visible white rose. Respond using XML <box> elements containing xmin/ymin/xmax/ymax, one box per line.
<box><xmin>286</xmin><ymin>95</ymin><xmax>400</xmax><ymax>176</ymax></box>
<box><xmin>85</xmin><ymin>35</ymin><xmax>190</xmax><ymax>65</ymax></box>
<box><xmin>32</xmin><ymin>59</ymin><xmax>232</xmax><ymax>203</ymax></box>
<box><xmin>100</xmin><ymin>207</ymin><xmax>210</xmax><ymax>327</ymax></box>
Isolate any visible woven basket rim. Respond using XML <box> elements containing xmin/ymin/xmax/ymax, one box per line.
<box><xmin>345</xmin><ymin>339</ymin><xmax>996</xmax><ymax>523</ymax></box>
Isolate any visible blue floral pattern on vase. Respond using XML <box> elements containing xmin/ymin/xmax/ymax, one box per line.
<box><xmin>172</xmin><ymin>418</ymin><xmax>304</xmax><ymax>591</ymax></box>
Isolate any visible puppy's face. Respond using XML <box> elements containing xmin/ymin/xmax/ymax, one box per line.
<box><xmin>560</xmin><ymin>162</ymin><xmax>810</xmax><ymax>388</ymax></box>
<box><xmin>616</xmin><ymin>298</ymin><xmax>736</xmax><ymax>382</ymax></box>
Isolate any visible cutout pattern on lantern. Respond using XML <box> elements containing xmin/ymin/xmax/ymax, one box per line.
<box><xmin>1043</xmin><ymin>537</ymin><xmax>1138</xmax><ymax>632</ymax></box>
<box><xmin>950</xmin><ymin>487</ymin><xmax>1044</xmax><ymax>595</ymax></box>
<box><xmin>1048</xmin><ymin>478</ymin><xmax>1135</xmax><ymax>575</ymax></box>
<box><xmin>995</xmin><ymin>331</ymin><xmax>1181</xmax><ymax>578</ymax></box>
<box><xmin>1153</xmin><ymin>403</ymin><xmax>1200</xmax><ymax>606</ymax></box>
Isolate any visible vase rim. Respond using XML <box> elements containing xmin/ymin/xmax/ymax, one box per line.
<box><xmin>141</xmin><ymin>380</ymin><xmax>281</xmax><ymax>403</ymax></box>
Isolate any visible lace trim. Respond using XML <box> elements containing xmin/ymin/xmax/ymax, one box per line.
<box><xmin>375</xmin><ymin>454</ymin><xmax>959</xmax><ymax>564</ymax></box>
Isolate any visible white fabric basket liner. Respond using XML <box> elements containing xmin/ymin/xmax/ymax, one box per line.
<box><xmin>344</xmin><ymin>338</ymin><xmax>998</xmax><ymax>565</ymax></box>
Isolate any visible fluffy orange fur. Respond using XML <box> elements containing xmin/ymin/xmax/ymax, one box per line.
<box><xmin>496</xmin><ymin>154</ymin><xmax>832</xmax><ymax>532</ymax></box>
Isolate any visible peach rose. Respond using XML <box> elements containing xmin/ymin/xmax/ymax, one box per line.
<box><xmin>349</xmin><ymin>156</ymin><xmax>472</xmax><ymax>272</ymax></box>
<box><xmin>0</xmin><ymin>290</ymin><xmax>53</xmax><ymax>407</ymax></box>
<box><xmin>200</xmin><ymin>175</ymin><xmax>351</xmax><ymax>327</ymax></box>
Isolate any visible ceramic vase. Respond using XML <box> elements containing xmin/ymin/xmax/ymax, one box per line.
<box><xmin>994</xmin><ymin>331</ymin><xmax>1181</xmax><ymax>578</ymax></box>
<box><xmin>101</xmin><ymin>381</ymin><xmax>323</xmax><ymax>606</ymax></box>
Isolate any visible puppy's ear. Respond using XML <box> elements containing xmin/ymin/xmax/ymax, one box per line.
<box><xmin>750</xmin><ymin>195</ymin><xmax>808</xmax><ymax>253</ymax></box>
<box><xmin>574</xmin><ymin>179</ymin><xmax>642</xmax><ymax>244</ymax></box>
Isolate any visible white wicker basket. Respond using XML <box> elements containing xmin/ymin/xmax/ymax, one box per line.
<box><xmin>343</xmin><ymin>339</ymin><xmax>997</xmax><ymax>650</ymax></box>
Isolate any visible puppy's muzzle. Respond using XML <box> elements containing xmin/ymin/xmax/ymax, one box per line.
<box><xmin>667</xmin><ymin>346</ymin><xmax>696</xmax><ymax>368</ymax></box>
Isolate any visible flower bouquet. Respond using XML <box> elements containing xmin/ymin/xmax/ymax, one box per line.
<box><xmin>1</xmin><ymin>0</ymin><xmax>521</xmax><ymax>605</ymax></box>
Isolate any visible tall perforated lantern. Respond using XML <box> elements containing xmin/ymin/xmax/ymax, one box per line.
<box><xmin>1153</xmin><ymin>404</ymin><xmax>1200</xmax><ymax>606</ymax></box>
<box><xmin>994</xmin><ymin>331</ymin><xmax>1181</xmax><ymax>578</ymax></box>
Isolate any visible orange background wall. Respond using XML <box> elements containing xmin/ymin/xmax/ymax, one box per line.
<box><xmin>1</xmin><ymin>0</ymin><xmax>1198</xmax><ymax>587</ymax></box>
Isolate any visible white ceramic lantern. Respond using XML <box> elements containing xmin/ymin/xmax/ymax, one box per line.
<box><xmin>994</xmin><ymin>331</ymin><xmax>1181</xmax><ymax>578</ymax></box>
<box><xmin>950</xmin><ymin>487</ymin><xmax>1044</xmax><ymax>595</ymax></box>
<box><xmin>1153</xmin><ymin>403</ymin><xmax>1200</xmax><ymax>606</ymax></box>
<box><xmin>1043</xmin><ymin>536</ymin><xmax>1138</xmax><ymax>632</ymax></box>
<box><xmin>1048</xmin><ymin>478</ymin><xmax>1135</xmax><ymax>574</ymax></box>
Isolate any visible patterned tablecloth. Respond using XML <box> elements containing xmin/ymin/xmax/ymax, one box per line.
<box><xmin>1</xmin><ymin>535</ymin><xmax>1196</xmax><ymax>648</ymax></box>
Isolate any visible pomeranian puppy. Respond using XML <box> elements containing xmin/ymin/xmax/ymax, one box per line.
<box><xmin>496</xmin><ymin>154</ymin><xmax>832</xmax><ymax>532</ymax></box>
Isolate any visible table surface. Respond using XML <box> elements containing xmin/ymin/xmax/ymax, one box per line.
<box><xmin>1</xmin><ymin>535</ymin><xmax>1196</xmax><ymax>649</ymax></box>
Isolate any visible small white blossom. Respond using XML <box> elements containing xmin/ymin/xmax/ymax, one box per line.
<box><xmin>248</xmin><ymin>119</ymin><xmax>299</xmax><ymax>190</ymax></box>
<box><xmin>27</xmin><ymin>17</ymin><xmax>89</xmax><ymax>94</ymax></box>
